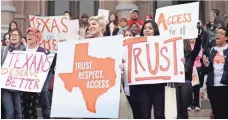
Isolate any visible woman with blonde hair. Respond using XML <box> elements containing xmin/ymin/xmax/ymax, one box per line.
<box><xmin>88</xmin><ymin>16</ymin><xmax>106</xmax><ymax>38</ymax></box>
<box><xmin>88</xmin><ymin>16</ymin><xmax>133</xmax><ymax>119</ymax></box>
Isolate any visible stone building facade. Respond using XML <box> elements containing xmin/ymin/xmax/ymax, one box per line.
<box><xmin>1</xmin><ymin>0</ymin><xmax>228</xmax><ymax>38</ymax></box>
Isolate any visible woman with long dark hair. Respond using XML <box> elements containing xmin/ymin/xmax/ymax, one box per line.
<box><xmin>79</xmin><ymin>13</ymin><xmax>89</xmax><ymax>39</ymax></box>
<box><xmin>2</xmin><ymin>32</ymin><xmax>10</xmax><ymax>46</ymax></box>
<box><xmin>104</xmin><ymin>12</ymin><xmax>119</xmax><ymax>36</ymax></box>
<box><xmin>176</xmin><ymin>31</ymin><xmax>201</xmax><ymax>118</ymax></box>
<box><xmin>8</xmin><ymin>21</ymin><xmax>18</xmax><ymax>33</ymax></box>
<box><xmin>129</xmin><ymin>20</ymin><xmax>164</xmax><ymax>119</ymax></box>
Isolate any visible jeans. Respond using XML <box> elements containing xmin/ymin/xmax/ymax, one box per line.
<box><xmin>40</xmin><ymin>71</ymin><xmax>52</xmax><ymax>119</ymax></box>
<box><xmin>176</xmin><ymin>83</ymin><xmax>192</xmax><ymax>119</ymax></box>
<box><xmin>1</xmin><ymin>89</ymin><xmax>22</xmax><ymax>119</ymax></box>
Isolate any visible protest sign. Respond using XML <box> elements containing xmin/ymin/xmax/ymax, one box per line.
<box><xmin>29</xmin><ymin>15</ymin><xmax>79</xmax><ymax>52</ymax></box>
<box><xmin>155</xmin><ymin>2</ymin><xmax>199</xmax><ymax>39</ymax></box>
<box><xmin>123</xmin><ymin>36</ymin><xmax>185</xmax><ymax>85</ymax></box>
<box><xmin>51</xmin><ymin>36</ymin><xmax>123</xmax><ymax>118</ymax></box>
<box><xmin>98</xmin><ymin>9</ymin><xmax>109</xmax><ymax>23</ymax></box>
<box><xmin>1</xmin><ymin>51</ymin><xmax>54</xmax><ymax>92</ymax></box>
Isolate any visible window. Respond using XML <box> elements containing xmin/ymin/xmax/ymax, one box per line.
<box><xmin>48</xmin><ymin>0</ymin><xmax>99</xmax><ymax>19</ymax></box>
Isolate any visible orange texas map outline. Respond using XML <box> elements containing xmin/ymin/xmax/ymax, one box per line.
<box><xmin>59</xmin><ymin>43</ymin><xmax>116</xmax><ymax>113</ymax></box>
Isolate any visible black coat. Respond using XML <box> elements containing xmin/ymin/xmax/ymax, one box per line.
<box><xmin>104</xmin><ymin>23</ymin><xmax>120</xmax><ymax>36</ymax></box>
<box><xmin>184</xmin><ymin>33</ymin><xmax>202</xmax><ymax>81</ymax></box>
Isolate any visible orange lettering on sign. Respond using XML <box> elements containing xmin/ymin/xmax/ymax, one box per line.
<box><xmin>157</xmin><ymin>12</ymin><xmax>192</xmax><ymax>30</ymax></box>
<box><xmin>124</xmin><ymin>37</ymin><xmax>183</xmax><ymax>83</ymax></box>
<box><xmin>30</xmin><ymin>16</ymin><xmax>69</xmax><ymax>33</ymax></box>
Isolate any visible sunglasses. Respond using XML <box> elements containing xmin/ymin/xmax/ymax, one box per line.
<box><xmin>82</xmin><ymin>16</ymin><xmax>88</xmax><ymax>19</ymax></box>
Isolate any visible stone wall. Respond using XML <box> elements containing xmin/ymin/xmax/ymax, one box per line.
<box><xmin>1</xmin><ymin>0</ymin><xmax>228</xmax><ymax>38</ymax></box>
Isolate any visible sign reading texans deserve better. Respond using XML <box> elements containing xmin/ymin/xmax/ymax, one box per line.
<box><xmin>1</xmin><ymin>51</ymin><xmax>54</xmax><ymax>92</ymax></box>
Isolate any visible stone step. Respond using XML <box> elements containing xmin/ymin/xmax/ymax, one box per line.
<box><xmin>37</xmin><ymin>101</ymin><xmax>212</xmax><ymax>119</ymax></box>
<box><xmin>37</xmin><ymin>109</ymin><xmax>211</xmax><ymax>119</ymax></box>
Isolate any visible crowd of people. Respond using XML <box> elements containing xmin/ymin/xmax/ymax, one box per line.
<box><xmin>1</xmin><ymin>7</ymin><xmax>228</xmax><ymax>119</ymax></box>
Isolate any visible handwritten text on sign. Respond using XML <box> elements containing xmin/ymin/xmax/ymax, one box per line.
<box><xmin>1</xmin><ymin>51</ymin><xmax>54</xmax><ymax>92</ymax></box>
<box><xmin>123</xmin><ymin>36</ymin><xmax>185</xmax><ymax>85</ymax></box>
<box><xmin>29</xmin><ymin>15</ymin><xmax>79</xmax><ymax>52</ymax></box>
<box><xmin>155</xmin><ymin>2</ymin><xmax>199</xmax><ymax>39</ymax></box>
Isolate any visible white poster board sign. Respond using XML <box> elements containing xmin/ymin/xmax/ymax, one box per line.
<box><xmin>51</xmin><ymin>35</ymin><xmax>123</xmax><ymax>118</ymax></box>
<box><xmin>1</xmin><ymin>51</ymin><xmax>54</xmax><ymax>92</ymax></box>
<box><xmin>98</xmin><ymin>9</ymin><xmax>110</xmax><ymax>23</ymax></box>
<box><xmin>29</xmin><ymin>15</ymin><xmax>79</xmax><ymax>52</ymax></box>
<box><xmin>155</xmin><ymin>2</ymin><xmax>199</xmax><ymax>39</ymax></box>
<box><xmin>123</xmin><ymin>36</ymin><xmax>185</xmax><ymax>85</ymax></box>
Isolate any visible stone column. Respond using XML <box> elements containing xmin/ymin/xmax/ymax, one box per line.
<box><xmin>1</xmin><ymin>1</ymin><xmax>16</xmax><ymax>38</ymax></box>
<box><xmin>115</xmin><ymin>0</ymin><xmax>138</xmax><ymax>20</ymax></box>
<box><xmin>223</xmin><ymin>1</ymin><xmax>228</xmax><ymax>27</ymax></box>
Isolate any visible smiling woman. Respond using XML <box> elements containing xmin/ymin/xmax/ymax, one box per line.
<box><xmin>21</xmin><ymin>27</ymin><xmax>53</xmax><ymax>119</ymax></box>
<box><xmin>88</xmin><ymin>16</ymin><xmax>106</xmax><ymax>38</ymax></box>
<box><xmin>1</xmin><ymin>28</ymin><xmax>26</xmax><ymax>119</ymax></box>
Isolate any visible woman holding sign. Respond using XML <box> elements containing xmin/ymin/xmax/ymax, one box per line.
<box><xmin>88</xmin><ymin>16</ymin><xmax>133</xmax><ymax>119</ymax></box>
<box><xmin>21</xmin><ymin>27</ymin><xmax>52</xmax><ymax>119</ymax></box>
<box><xmin>203</xmin><ymin>27</ymin><xmax>228</xmax><ymax>119</ymax></box>
<box><xmin>127</xmin><ymin>20</ymin><xmax>165</xmax><ymax>119</ymax></box>
<box><xmin>1</xmin><ymin>28</ymin><xmax>26</xmax><ymax>119</ymax></box>
<box><xmin>176</xmin><ymin>27</ymin><xmax>202</xmax><ymax>119</ymax></box>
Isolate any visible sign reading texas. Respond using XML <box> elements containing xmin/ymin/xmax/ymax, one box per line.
<box><xmin>59</xmin><ymin>43</ymin><xmax>116</xmax><ymax>113</ymax></box>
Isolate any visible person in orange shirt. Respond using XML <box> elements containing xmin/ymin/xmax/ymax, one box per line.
<box><xmin>128</xmin><ymin>10</ymin><xmax>144</xmax><ymax>29</ymax></box>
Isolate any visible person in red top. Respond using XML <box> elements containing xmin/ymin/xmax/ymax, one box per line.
<box><xmin>128</xmin><ymin>10</ymin><xmax>144</xmax><ymax>29</ymax></box>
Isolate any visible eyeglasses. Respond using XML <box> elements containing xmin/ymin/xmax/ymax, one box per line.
<box><xmin>216</xmin><ymin>32</ymin><xmax>225</xmax><ymax>35</ymax></box>
<box><xmin>10</xmin><ymin>34</ymin><xmax>19</xmax><ymax>37</ymax></box>
<box><xmin>27</xmin><ymin>33</ymin><xmax>36</xmax><ymax>36</ymax></box>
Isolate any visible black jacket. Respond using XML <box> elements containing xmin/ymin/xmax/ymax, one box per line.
<box><xmin>104</xmin><ymin>23</ymin><xmax>119</xmax><ymax>36</ymax></box>
<box><xmin>206</xmin><ymin>47</ymin><xmax>228</xmax><ymax>86</ymax></box>
<box><xmin>184</xmin><ymin>33</ymin><xmax>202</xmax><ymax>81</ymax></box>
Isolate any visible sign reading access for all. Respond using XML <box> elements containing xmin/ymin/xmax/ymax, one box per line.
<box><xmin>123</xmin><ymin>36</ymin><xmax>185</xmax><ymax>85</ymax></box>
<box><xmin>29</xmin><ymin>15</ymin><xmax>79</xmax><ymax>52</ymax></box>
<box><xmin>1</xmin><ymin>51</ymin><xmax>55</xmax><ymax>92</ymax></box>
<box><xmin>155</xmin><ymin>2</ymin><xmax>199</xmax><ymax>39</ymax></box>
<box><xmin>51</xmin><ymin>36</ymin><xmax>123</xmax><ymax>118</ymax></box>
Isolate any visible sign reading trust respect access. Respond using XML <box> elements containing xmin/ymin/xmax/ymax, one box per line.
<box><xmin>29</xmin><ymin>15</ymin><xmax>79</xmax><ymax>52</ymax></box>
<box><xmin>123</xmin><ymin>36</ymin><xmax>185</xmax><ymax>85</ymax></box>
<box><xmin>155</xmin><ymin>2</ymin><xmax>199</xmax><ymax>39</ymax></box>
<box><xmin>1</xmin><ymin>51</ymin><xmax>55</xmax><ymax>92</ymax></box>
<box><xmin>51</xmin><ymin>36</ymin><xmax>123</xmax><ymax>118</ymax></box>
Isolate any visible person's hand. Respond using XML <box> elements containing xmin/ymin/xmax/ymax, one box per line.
<box><xmin>109</xmin><ymin>23</ymin><xmax>115</xmax><ymax>33</ymax></box>
<box><xmin>181</xmin><ymin>58</ymin><xmax>185</xmax><ymax>64</ymax></box>
<box><xmin>202</xmin><ymin>55</ymin><xmax>209</xmax><ymax>67</ymax></box>
<box><xmin>119</xmin><ymin>59</ymin><xmax>126</xmax><ymax>81</ymax></box>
